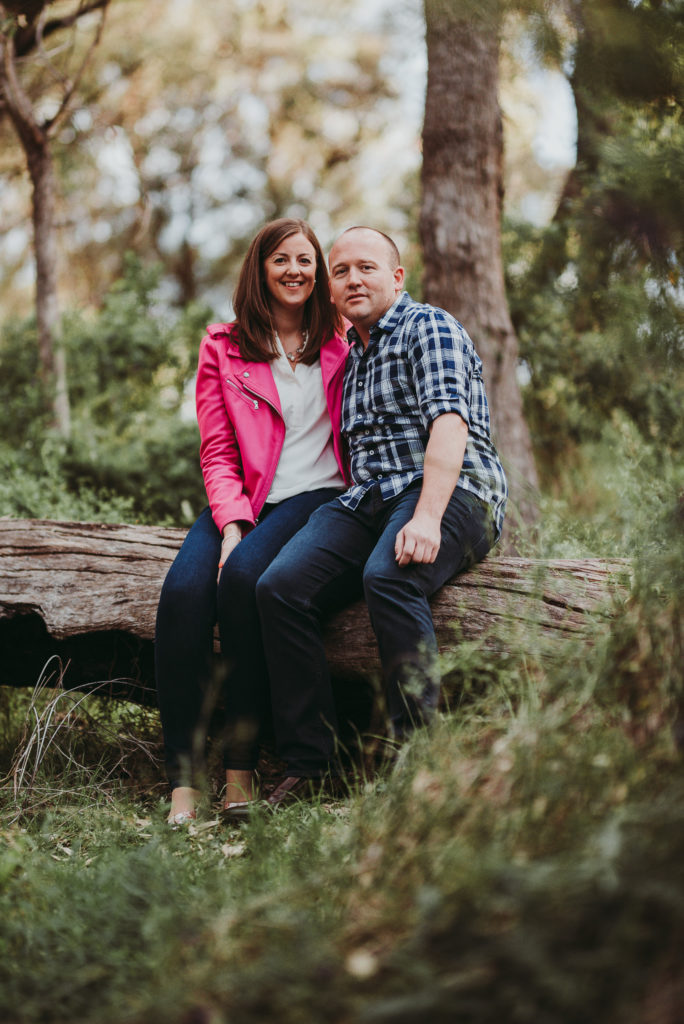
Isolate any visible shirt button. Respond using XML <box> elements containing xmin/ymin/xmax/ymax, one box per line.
<box><xmin>243</xmin><ymin>371</ymin><xmax>250</xmax><ymax>377</ymax></box>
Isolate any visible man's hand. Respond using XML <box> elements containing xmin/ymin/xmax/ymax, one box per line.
<box><xmin>217</xmin><ymin>524</ymin><xmax>242</xmax><ymax>583</ymax></box>
<box><xmin>395</xmin><ymin>511</ymin><xmax>442</xmax><ymax>566</ymax></box>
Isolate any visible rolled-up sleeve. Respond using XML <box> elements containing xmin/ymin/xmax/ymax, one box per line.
<box><xmin>409</xmin><ymin>309</ymin><xmax>472</xmax><ymax>429</ymax></box>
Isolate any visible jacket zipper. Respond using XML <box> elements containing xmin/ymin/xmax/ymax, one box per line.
<box><xmin>243</xmin><ymin>383</ymin><xmax>281</xmax><ymax>417</ymax></box>
<box><xmin>224</xmin><ymin>377</ymin><xmax>259</xmax><ymax>410</ymax></box>
<box><xmin>242</xmin><ymin>384</ymin><xmax>284</xmax><ymax>516</ymax></box>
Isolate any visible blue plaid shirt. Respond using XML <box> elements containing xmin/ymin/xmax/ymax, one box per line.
<box><xmin>340</xmin><ymin>291</ymin><xmax>507</xmax><ymax>539</ymax></box>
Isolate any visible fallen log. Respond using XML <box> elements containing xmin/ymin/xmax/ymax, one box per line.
<box><xmin>0</xmin><ymin>518</ymin><xmax>630</xmax><ymax>707</ymax></box>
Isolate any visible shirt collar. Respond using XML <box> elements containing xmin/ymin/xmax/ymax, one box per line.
<box><xmin>376</xmin><ymin>291</ymin><xmax>411</xmax><ymax>333</ymax></box>
<box><xmin>346</xmin><ymin>291</ymin><xmax>412</xmax><ymax>350</ymax></box>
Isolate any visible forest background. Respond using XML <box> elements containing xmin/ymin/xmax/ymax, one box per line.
<box><xmin>0</xmin><ymin>1</ymin><xmax>683</xmax><ymax>1022</ymax></box>
<box><xmin>1</xmin><ymin>0</ymin><xmax>680</xmax><ymax>544</ymax></box>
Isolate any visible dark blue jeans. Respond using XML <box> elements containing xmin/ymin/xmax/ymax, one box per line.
<box><xmin>154</xmin><ymin>488</ymin><xmax>343</xmax><ymax>789</ymax></box>
<box><xmin>256</xmin><ymin>482</ymin><xmax>495</xmax><ymax>777</ymax></box>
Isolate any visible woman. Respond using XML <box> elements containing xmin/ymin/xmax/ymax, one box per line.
<box><xmin>155</xmin><ymin>218</ymin><xmax>349</xmax><ymax>825</ymax></box>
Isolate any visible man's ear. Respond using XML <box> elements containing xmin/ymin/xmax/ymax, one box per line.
<box><xmin>394</xmin><ymin>265</ymin><xmax>405</xmax><ymax>291</ymax></box>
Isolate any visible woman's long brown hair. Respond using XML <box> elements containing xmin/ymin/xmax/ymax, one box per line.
<box><xmin>232</xmin><ymin>218</ymin><xmax>344</xmax><ymax>364</ymax></box>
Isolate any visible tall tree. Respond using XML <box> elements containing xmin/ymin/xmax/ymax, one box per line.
<box><xmin>0</xmin><ymin>0</ymin><xmax>110</xmax><ymax>437</ymax></box>
<box><xmin>529</xmin><ymin>0</ymin><xmax>684</xmax><ymax>309</ymax></box>
<box><xmin>420</xmin><ymin>0</ymin><xmax>539</xmax><ymax>540</ymax></box>
<box><xmin>509</xmin><ymin>0</ymin><xmax>684</xmax><ymax>485</ymax></box>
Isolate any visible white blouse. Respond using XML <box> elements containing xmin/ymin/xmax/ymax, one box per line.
<box><xmin>266</xmin><ymin>338</ymin><xmax>345</xmax><ymax>504</ymax></box>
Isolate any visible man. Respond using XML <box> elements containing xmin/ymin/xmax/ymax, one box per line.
<box><xmin>256</xmin><ymin>227</ymin><xmax>507</xmax><ymax>805</ymax></box>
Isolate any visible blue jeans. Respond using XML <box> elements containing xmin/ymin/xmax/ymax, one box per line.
<box><xmin>154</xmin><ymin>488</ymin><xmax>343</xmax><ymax>789</ymax></box>
<box><xmin>256</xmin><ymin>482</ymin><xmax>495</xmax><ymax>777</ymax></box>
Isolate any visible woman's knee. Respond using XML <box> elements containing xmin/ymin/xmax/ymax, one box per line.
<box><xmin>158</xmin><ymin>548</ymin><xmax>218</xmax><ymax>627</ymax></box>
<box><xmin>158</xmin><ymin>583</ymin><xmax>209</xmax><ymax>641</ymax></box>
<box><xmin>218</xmin><ymin>560</ymin><xmax>261</xmax><ymax>616</ymax></box>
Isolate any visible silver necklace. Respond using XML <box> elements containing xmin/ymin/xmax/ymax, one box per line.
<box><xmin>278</xmin><ymin>330</ymin><xmax>308</xmax><ymax>362</ymax></box>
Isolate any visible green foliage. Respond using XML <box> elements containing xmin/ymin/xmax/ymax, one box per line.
<box><xmin>0</xmin><ymin>443</ymin><xmax>136</xmax><ymax>523</ymax></box>
<box><xmin>598</xmin><ymin>491</ymin><xmax>684</xmax><ymax>736</ymax></box>
<box><xmin>1</xmin><ymin>4</ymin><xmax>683</xmax><ymax>1009</ymax></box>
<box><xmin>62</xmin><ymin>255</ymin><xmax>195</xmax><ymax>422</ymax></box>
<box><xmin>0</xmin><ymin>254</ymin><xmax>212</xmax><ymax>525</ymax></box>
<box><xmin>517</xmin><ymin>268</ymin><xmax>681</xmax><ymax>454</ymax></box>
<box><xmin>508</xmin><ymin>242</ymin><xmax>684</xmax><ymax>493</ymax></box>
<box><xmin>0</xmin><ymin>316</ymin><xmax>47</xmax><ymax>448</ymax></box>
<box><xmin>2</xmin><ymin>667</ymin><xmax>163</xmax><ymax>810</ymax></box>
<box><xmin>501</xmin><ymin>0</ymin><xmax>684</xmax><ymax>506</ymax></box>
<box><xmin>1</xmin><ymin>492</ymin><xmax>683</xmax><ymax>1023</ymax></box>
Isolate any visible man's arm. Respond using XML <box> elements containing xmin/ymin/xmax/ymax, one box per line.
<box><xmin>395</xmin><ymin>412</ymin><xmax>468</xmax><ymax>566</ymax></box>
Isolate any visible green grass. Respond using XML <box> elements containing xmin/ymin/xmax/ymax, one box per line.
<box><xmin>2</xmin><ymin>622</ymin><xmax>683</xmax><ymax>1021</ymax></box>
<box><xmin>1</xmin><ymin>712</ymin><xmax>682</xmax><ymax>1023</ymax></box>
<box><xmin>1</xmin><ymin>474</ymin><xmax>682</xmax><ymax>1022</ymax></box>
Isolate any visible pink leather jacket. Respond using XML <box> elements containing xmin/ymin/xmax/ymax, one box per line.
<box><xmin>196</xmin><ymin>322</ymin><xmax>350</xmax><ymax>533</ymax></box>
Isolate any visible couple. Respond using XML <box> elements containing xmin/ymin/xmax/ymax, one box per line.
<box><xmin>156</xmin><ymin>218</ymin><xmax>508</xmax><ymax>826</ymax></box>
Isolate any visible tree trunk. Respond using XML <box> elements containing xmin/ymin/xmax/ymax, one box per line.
<box><xmin>0</xmin><ymin>518</ymin><xmax>629</xmax><ymax>704</ymax></box>
<box><xmin>420</xmin><ymin>1</ymin><xmax>538</xmax><ymax>544</ymax></box>
<box><xmin>0</xmin><ymin>17</ymin><xmax>71</xmax><ymax>437</ymax></box>
<box><xmin>1</xmin><ymin>0</ymin><xmax>111</xmax><ymax>439</ymax></box>
<box><xmin>27</xmin><ymin>138</ymin><xmax>71</xmax><ymax>437</ymax></box>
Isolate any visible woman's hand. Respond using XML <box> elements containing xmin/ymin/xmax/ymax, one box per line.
<box><xmin>217</xmin><ymin>523</ymin><xmax>242</xmax><ymax>583</ymax></box>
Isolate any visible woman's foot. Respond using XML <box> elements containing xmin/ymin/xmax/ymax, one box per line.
<box><xmin>222</xmin><ymin>769</ymin><xmax>258</xmax><ymax>821</ymax></box>
<box><xmin>167</xmin><ymin>786</ymin><xmax>201</xmax><ymax>826</ymax></box>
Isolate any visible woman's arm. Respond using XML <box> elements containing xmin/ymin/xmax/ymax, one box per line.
<box><xmin>196</xmin><ymin>335</ymin><xmax>256</xmax><ymax>534</ymax></box>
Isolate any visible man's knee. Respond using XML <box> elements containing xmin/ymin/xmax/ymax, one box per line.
<box><xmin>254</xmin><ymin>562</ymin><xmax>286</xmax><ymax>614</ymax></box>
<box><xmin>362</xmin><ymin>560</ymin><xmax>424</xmax><ymax>605</ymax></box>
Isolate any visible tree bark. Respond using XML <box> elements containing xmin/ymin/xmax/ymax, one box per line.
<box><xmin>0</xmin><ymin>519</ymin><xmax>629</xmax><ymax>704</ymax></box>
<box><xmin>420</xmin><ymin>1</ymin><xmax>539</xmax><ymax>543</ymax></box>
<box><xmin>1</xmin><ymin>13</ymin><xmax>70</xmax><ymax>436</ymax></box>
<box><xmin>1</xmin><ymin>1</ymin><xmax>109</xmax><ymax>436</ymax></box>
<box><xmin>27</xmin><ymin>137</ymin><xmax>71</xmax><ymax>437</ymax></box>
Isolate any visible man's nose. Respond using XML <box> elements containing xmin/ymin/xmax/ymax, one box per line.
<box><xmin>347</xmin><ymin>266</ymin><xmax>362</xmax><ymax>285</ymax></box>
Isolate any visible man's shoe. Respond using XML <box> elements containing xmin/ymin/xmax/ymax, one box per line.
<box><xmin>265</xmin><ymin>774</ymin><xmax>348</xmax><ymax>809</ymax></box>
<box><xmin>220</xmin><ymin>801</ymin><xmax>253</xmax><ymax>824</ymax></box>
<box><xmin>264</xmin><ymin>770</ymin><xmax>348</xmax><ymax>811</ymax></box>
<box><xmin>265</xmin><ymin>775</ymin><xmax>316</xmax><ymax>808</ymax></box>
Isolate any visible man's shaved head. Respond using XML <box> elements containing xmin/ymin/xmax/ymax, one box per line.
<box><xmin>334</xmin><ymin>227</ymin><xmax>401</xmax><ymax>270</ymax></box>
<box><xmin>328</xmin><ymin>226</ymin><xmax>405</xmax><ymax>342</ymax></box>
